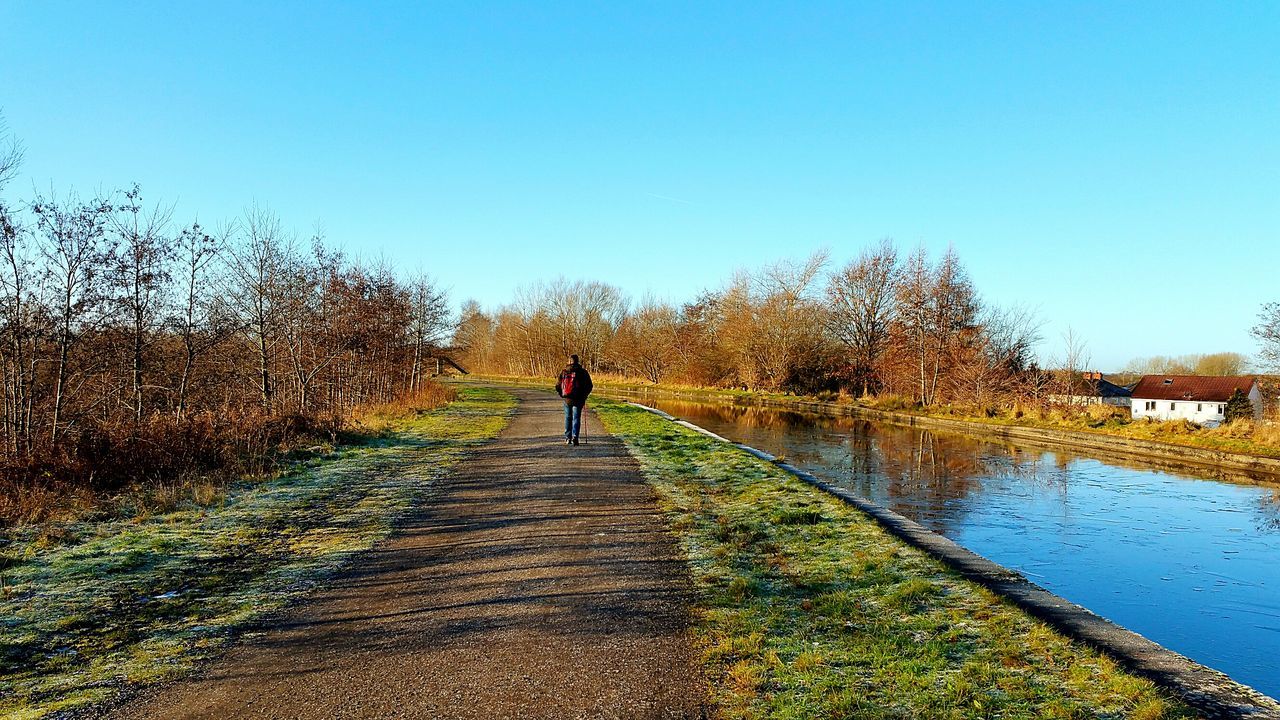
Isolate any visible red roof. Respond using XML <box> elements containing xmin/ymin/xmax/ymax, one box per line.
<box><xmin>1130</xmin><ymin>375</ymin><xmax>1257</xmax><ymax>402</ymax></box>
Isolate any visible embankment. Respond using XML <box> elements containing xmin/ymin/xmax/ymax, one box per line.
<box><xmin>609</xmin><ymin>399</ymin><xmax>1280</xmax><ymax>719</ymax></box>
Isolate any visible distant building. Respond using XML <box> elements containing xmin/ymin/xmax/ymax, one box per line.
<box><xmin>1130</xmin><ymin>375</ymin><xmax>1261</xmax><ymax>426</ymax></box>
<box><xmin>1047</xmin><ymin>371</ymin><xmax>1132</xmax><ymax>407</ymax></box>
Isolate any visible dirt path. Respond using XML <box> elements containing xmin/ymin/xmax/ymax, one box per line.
<box><xmin>110</xmin><ymin>388</ymin><xmax>708</xmax><ymax>719</ymax></box>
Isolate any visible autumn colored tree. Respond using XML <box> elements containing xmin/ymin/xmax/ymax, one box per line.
<box><xmin>826</xmin><ymin>239</ymin><xmax>899</xmax><ymax>395</ymax></box>
<box><xmin>609</xmin><ymin>299</ymin><xmax>680</xmax><ymax>383</ymax></box>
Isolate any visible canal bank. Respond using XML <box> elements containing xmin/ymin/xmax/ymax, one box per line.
<box><xmin>593</xmin><ymin>399</ymin><xmax>1206</xmax><ymax>719</ymax></box>
<box><xmin>610</xmin><ymin>391</ymin><xmax>1280</xmax><ymax>702</ymax></box>
<box><xmin>617</xmin><ymin>400</ymin><xmax>1280</xmax><ymax>719</ymax></box>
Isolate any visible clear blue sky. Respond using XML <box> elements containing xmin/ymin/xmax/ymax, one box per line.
<box><xmin>2</xmin><ymin>1</ymin><xmax>1276</xmax><ymax>370</ymax></box>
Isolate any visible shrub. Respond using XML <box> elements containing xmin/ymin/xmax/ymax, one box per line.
<box><xmin>1224</xmin><ymin>389</ymin><xmax>1254</xmax><ymax>423</ymax></box>
<box><xmin>0</xmin><ymin>381</ymin><xmax>457</xmax><ymax>527</ymax></box>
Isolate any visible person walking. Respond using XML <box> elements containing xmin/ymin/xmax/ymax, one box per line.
<box><xmin>556</xmin><ymin>354</ymin><xmax>594</xmax><ymax>445</ymax></box>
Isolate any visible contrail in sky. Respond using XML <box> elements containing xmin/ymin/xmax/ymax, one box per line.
<box><xmin>644</xmin><ymin>192</ymin><xmax>694</xmax><ymax>205</ymax></box>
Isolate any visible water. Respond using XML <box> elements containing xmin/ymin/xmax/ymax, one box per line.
<box><xmin>621</xmin><ymin>394</ymin><xmax>1280</xmax><ymax>697</ymax></box>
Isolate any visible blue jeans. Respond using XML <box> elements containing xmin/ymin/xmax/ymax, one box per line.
<box><xmin>563</xmin><ymin>403</ymin><xmax>582</xmax><ymax>439</ymax></box>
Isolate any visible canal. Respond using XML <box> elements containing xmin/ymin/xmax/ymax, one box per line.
<box><xmin>617</xmin><ymin>393</ymin><xmax>1280</xmax><ymax>698</ymax></box>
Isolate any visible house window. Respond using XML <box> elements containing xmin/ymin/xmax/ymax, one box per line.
<box><xmin>1170</xmin><ymin>402</ymin><xmax>1176</xmax><ymax>411</ymax></box>
<box><xmin>1145</xmin><ymin>401</ymin><xmax>1156</xmax><ymax>411</ymax></box>
<box><xmin>1197</xmin><ymin>403</ymin><xmax>1202</xmax><ymax>412</ymax></box>
<box><xmin>1218</xmin><ymin>404</ymin><xmax>1225</xmax><ymax>414</ymax></box>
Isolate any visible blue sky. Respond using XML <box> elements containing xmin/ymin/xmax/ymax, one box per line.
<box><xmin>1</xmin><ymin>1</ymin><xmax>1276</xmax><ymax>370</ymax></box>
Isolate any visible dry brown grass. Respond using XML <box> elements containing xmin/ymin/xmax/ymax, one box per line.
<box><xmin>1083</xmin><ymin>403</ymin><xmax>1127</xmax><ymax>422</ymax></box>
<box><xmin>0</xmin><ymin>479</ymin><xmax>96</xmax><ymax>527</ymax></box>
<box><xmin>1</xmin><ymin>382</ymin><xmax>458</xmax><ymax>528</ymax></box>
<box><xmin>350</xmin><ymin>382</ymin><xmax>458</xmax><ymax>433</ymax></box>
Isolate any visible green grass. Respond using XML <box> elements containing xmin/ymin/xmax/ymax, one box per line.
<box><xmin>0</xmin><ymin>386</ymin><xmax>516</xmax><ymax>719</ymax></box>
<box><xmin>596</xmin><ymin>400</ymin><xmax>1196</xmax><ymax>720</ymax></box>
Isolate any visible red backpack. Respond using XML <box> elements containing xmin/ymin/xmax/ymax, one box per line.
<box><xmin>560</xmin><ymin>370</ymin><xmax>577</xmax><ymax>398</ymax></box>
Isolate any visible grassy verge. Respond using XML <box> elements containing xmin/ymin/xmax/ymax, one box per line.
<box><xmin>0</xmin><ymin>386</ymin><xmax>515</xmax><ymax>719</ymax></box>
<box><xmin>596</xmin><ymin>399</ymin><xmax>1194</xmax><ymax>720</ymax></box>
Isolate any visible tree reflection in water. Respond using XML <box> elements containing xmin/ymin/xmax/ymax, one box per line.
<box><xmin>645</xmin><ymin>398</ymin><xmax>1071</xmax><ymax>535</ymax></box>
<box><xmin>631</xmin><ymin>395</ymin><xmax>1280</xmax><ymax>535</ymax></box>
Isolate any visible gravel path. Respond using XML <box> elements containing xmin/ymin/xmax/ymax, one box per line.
<box><xmin>111</xmin><ymin>388</ymin><xmax>708</xmax><ymax>719</ymax></box>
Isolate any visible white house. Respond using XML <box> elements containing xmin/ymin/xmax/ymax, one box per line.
<box><xmin>1130</xmin><ymin>375</ymin><xmax>1262</xmax><ymax>426</ymax></box>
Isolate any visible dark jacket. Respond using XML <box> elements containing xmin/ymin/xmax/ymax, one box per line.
<box><xmin>555</xmin><ymin>363</ymin><xmax>593</xmax><ymax>406</ymax></box>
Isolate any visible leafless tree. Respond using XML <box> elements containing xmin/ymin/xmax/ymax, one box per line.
<box><xmin>610</xmin><ymin>298</ymin><xmax>680</xmax><ymax>383</ymax></box>
<box><xmin>406</xmin><ymin>272</ymin><xmax>450</xmax><ymax>390</ymax></box>
<box><xmin>891</xmin><ymin>246</ymin><xmax>979</xmax><ymax>405</ymax></box>
<box><xmin>1053</xmin><ymin>326</ymin><xmax>1092</xmax><ymax>405</ymax></box>
<box><xmin>1194</xmin><ymin>352</ymin><xmax>1250</xmax><ymax>376</ymax></box>
<box><xmin>33</xmin><ymin>190</ymin><xmax>114</xmax><ymax>443</ymax></box>
<box><xmin>172</xmin><ymin>220</ymin><xmax>233</xmax><ymax>418</ymax></box>
<box><xmin>1253</xmin><ymin>302</ymin><xmax>1280</xmax><ymax>372</ymax></box>
<box><xmin>826</xmin><ymin>239</ymin><xmax>900</xmax><ymax>395</ymax></box>
<box><xmin>954</xmin><ymin>303</ymin><xmax>1042</xmax><ymax>408</ymax></box>
<box><xmin>107</xmin><ymin>185</ymin><xmax>175</xmax><ymax>421</ymax></box>
<box><xmin>225</xmin><ymin>203</ymin><xmax>291</xmax><ymax>411</ymax></box>
<box><xmin>0</xmin><ymin>116</ymin><xmax>38</xmax><ymax>452</ymax></box>
<box><xmin>894</xmin><ymin>246</ymin><xmax>934</xmax><ymax>404</ymax></box>
<box><xmin>453</xmin><ymin>300</ymin><xmax>495</xmax><ymax>372</ymax></box>
<box><xmin>0</xmin><ymin>112</ymin><xmax>22</xmax><ymax>189</ymax></box>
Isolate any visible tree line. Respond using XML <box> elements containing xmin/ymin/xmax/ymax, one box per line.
<box><xmin>0</xmin><ymin>118</ymin><xmax>448</xmax><ymax>494</ymax></box>
<box><xmin>456</xmin><ymin>243</ymin><xmax>1049</xmax><ymax>408</ymax></box>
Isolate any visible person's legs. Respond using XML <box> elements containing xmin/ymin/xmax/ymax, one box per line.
<box><xmin>571</xmin><ymin>404</ymin><xmax>582</xmax><ymax>442</ymax></box>
<box><xmin>564</xmin><ymin>403</ymin><xmax>573</xmax><ymax>439</ymax></box>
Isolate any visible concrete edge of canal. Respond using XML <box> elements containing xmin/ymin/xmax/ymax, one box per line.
<box><xmin>624</xmin><ymin>401</ymin><xmax>1280</xmax><ymax>720</ymax></box>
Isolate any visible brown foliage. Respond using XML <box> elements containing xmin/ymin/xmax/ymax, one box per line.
<box><xmin>454</xmin><ymin>244</ymin><xmax>1049</xmax><ymax>407</ymax></box>
<box><xmin>0</xmin><ymin>128</ymin><xmax>456</xmax><ymax>524</ymax></box>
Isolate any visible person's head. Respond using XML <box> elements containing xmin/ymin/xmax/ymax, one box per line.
<box><xmin>570</xmin><ymin>354</ymin><xmax>580</xmax><ymax>365</ymax></box>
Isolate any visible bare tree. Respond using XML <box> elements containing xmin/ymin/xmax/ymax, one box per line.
<box><xmin>0</xmin><ymin>208</ymin><xmax>40</xmax><ymax>453</ymax></box>
<box><xmin>609</xmin><ymin>298</ymin><xmax>680</xmax><ymax>383</ymax></box>
<box><xmin>406</xmin><ymin>272</ymin><xmax>450</xmax><ymax>390</ymax></box>
<box><xmin>33</xmin><ymin>191</ymin><xmax>113</xmax><ymax>442</ymax></box>
<box><xmin>172</xmin><ymin>221</ymin><xmax>232</xmax><ymax>418</ymax></box>
<box><xmin>1054</xmin><ymin>326</ymin><xmax>1092</xmax><ymax>405</ymax></box>
<box><xmin>225</xmin><ymin>203</ymin><xmax>290</xmax><ymax>412</ymax></box>
<box><xmin>0</xmin><ymin>111</ymin><xmax>22</xmax><ymax>189</ymax></box>
<box><xmin>453</xmin><ymin>300</ymin><xmax>495</xmax><ymax>372</ymax></box>
<box><xmin>826</xmin><ymin>239</ymin><xmax>900</xmax><ymax>395</ymax></box>
<box><xmin>1253</xmin><ymin>302</ymin><xmax>1280</xmax><ymax>372</ymax></box>
<box><xmin>539</xmin><ymin>278</ymin><xmax>626</xmax><ymax>372</ymax></box>
<box><xmin>1194</xmin><ymin>352</ymin><xmax>1249</xmax><ymax>376</ymax></box>
<box><xmin>107</xmin><ymin>185</ymin><xmax>175</xmax><ymax>421</ymax></box>
<box><xmin>0</xmin><ymin>114</ymin><xmax>39</xmax><ymax>452</ymax></box>
<box><xmin>953</xmin><ymin>303</ymin><xmax>1042</xmax><ymax>408</ymax></box>
<box><xmin>891</xmin><ymin>246</ymin><xmax>978</xmax><ymax>405</ymax></box>
<box><xmin>894</xmin><ymin>246</ymin><xmax>934</xmax><ymax>404</ymax></box>
<box><xmin>755</xmin><ymin>251</ymin><xmax>831</xmax><ymax>391</ymax></box>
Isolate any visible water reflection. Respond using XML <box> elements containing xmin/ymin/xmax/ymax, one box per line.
<box><xmin>617</xmin><ymin>393</ymin><xmax>1280</xmax><ymax>698</ymax></box>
